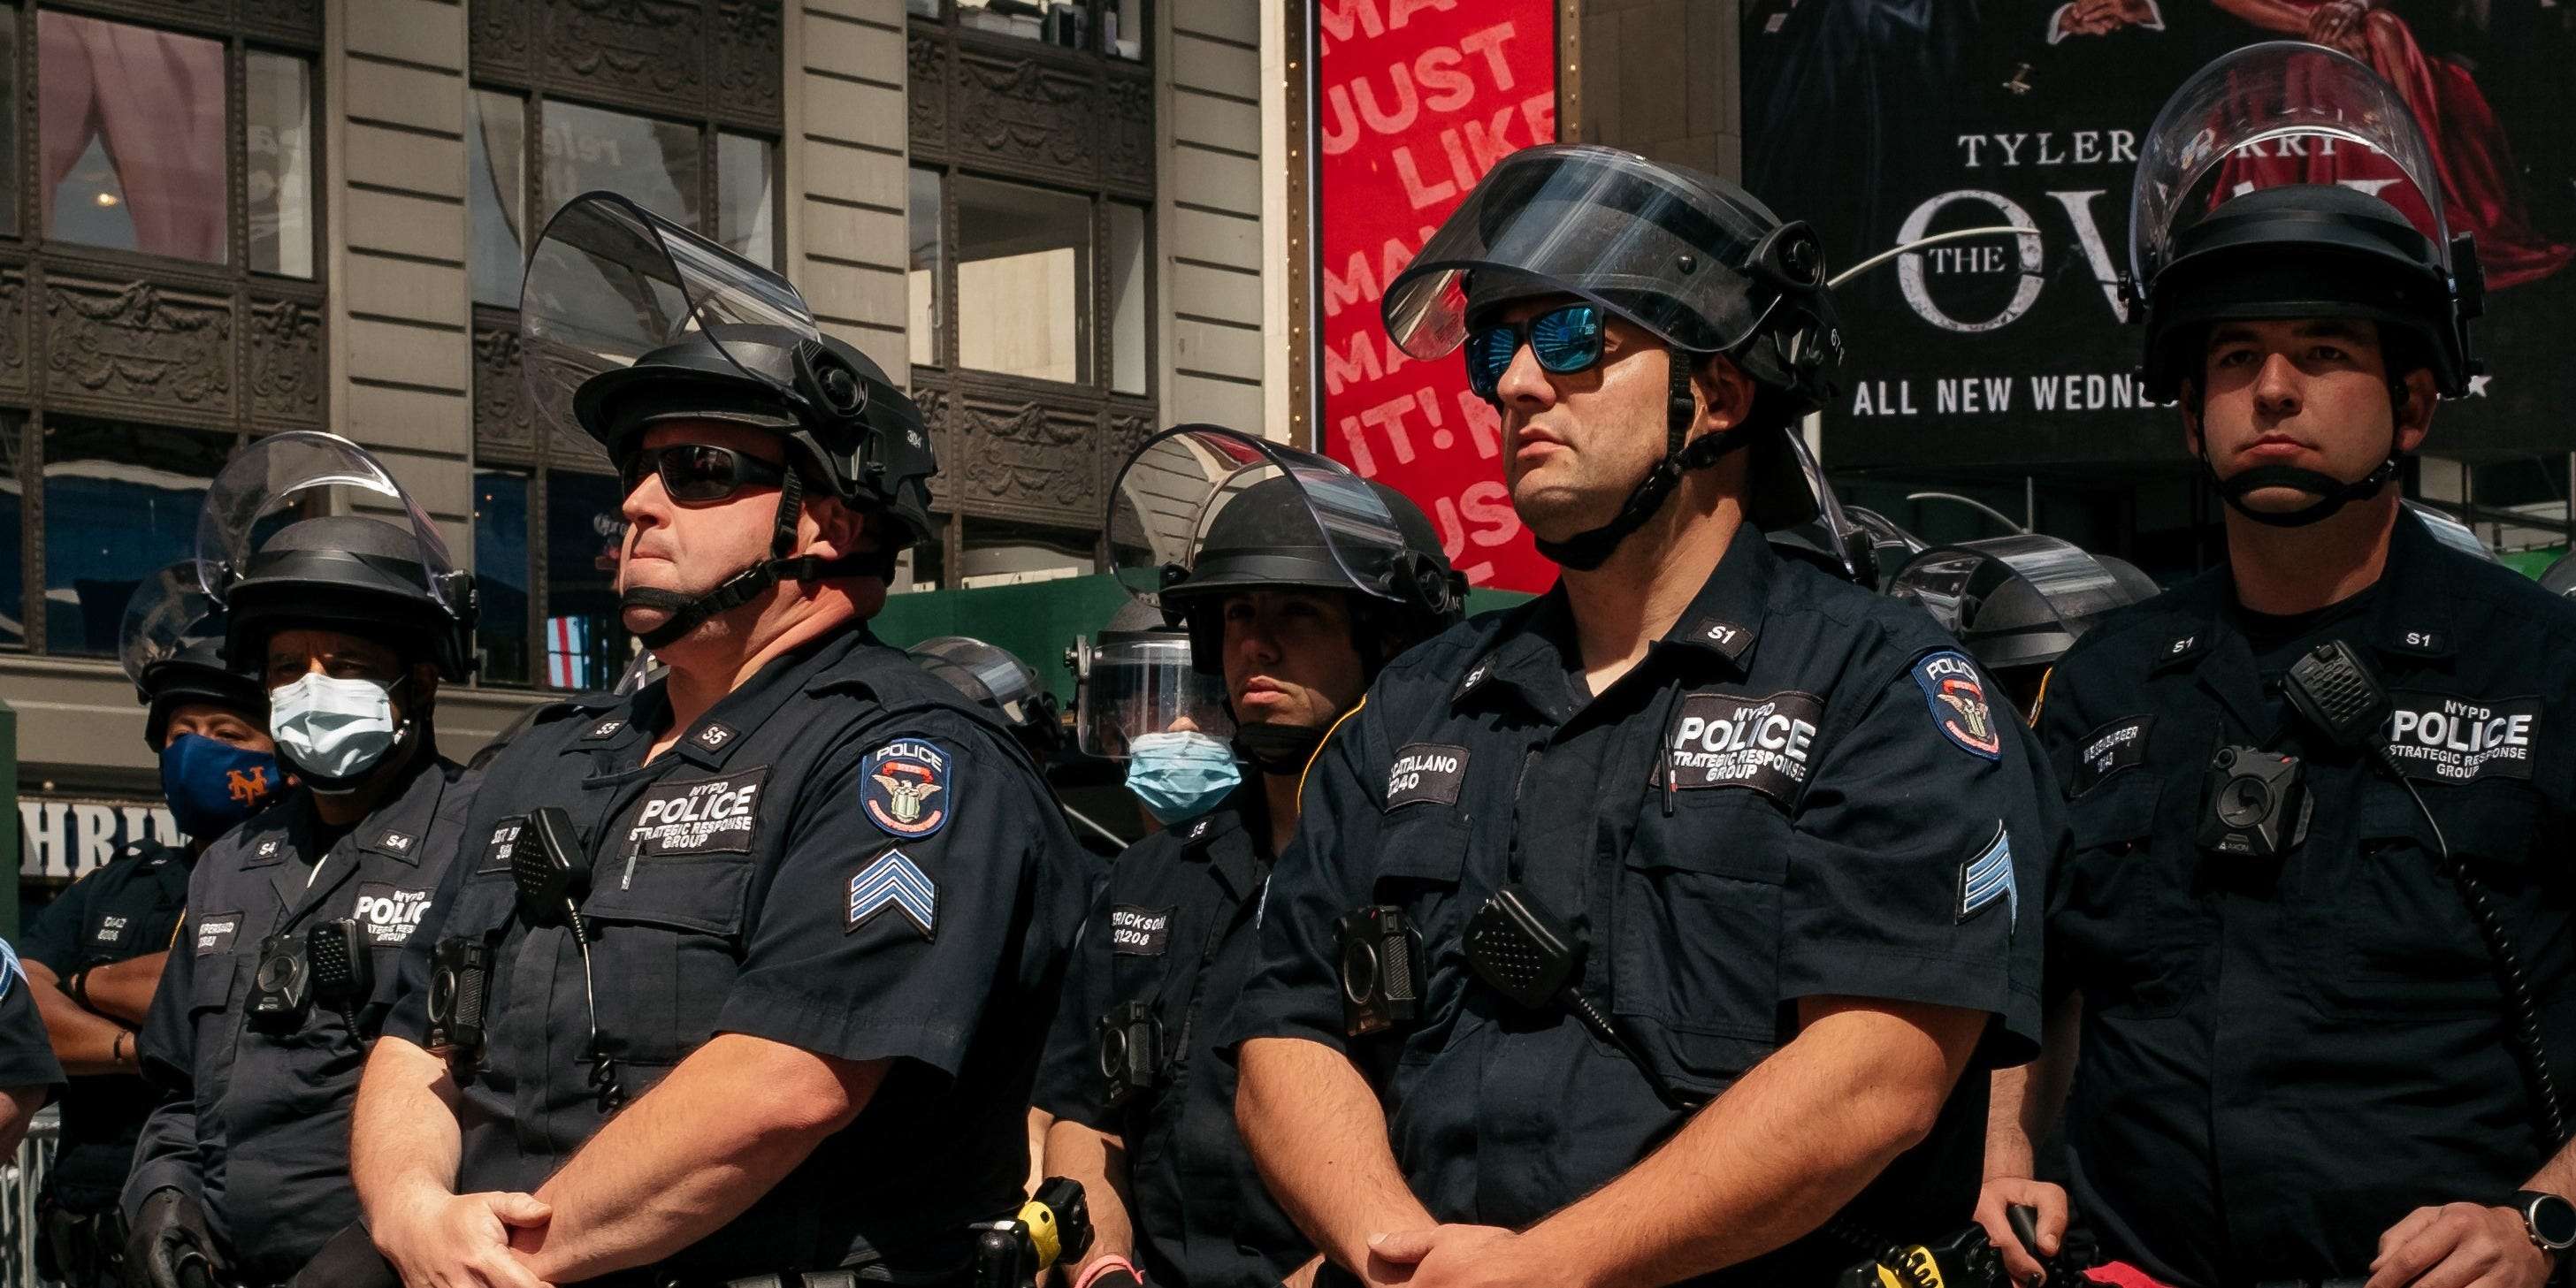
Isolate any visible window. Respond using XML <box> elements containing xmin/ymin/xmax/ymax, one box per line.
<box><xmin>36</xmin><ymin>10</ymin><xmax>315</xmax><ymax>277</ymax></box>
<box><xmin>909</xmin><ymin>168</ymin><xmax>944</xmax><ymax>368</ymax></box>
<box><xmin>916</xmin><ymin>0</ymin><xmax>1146</xmax><ymax>61</ymax></box>
<box><xmin>959</xmin><ymin>518</ymin><xmax>1093</xmax><ymax>586</ymax></box>
<box><xmin>542</xmin><ymin>472</ymin><xmax>632</xmax><ymax>690</ymax></box>
<box><xmin>913</xmin><ymin>169</ymin><xmax>1151</xmax><ymax>395</ymax></box>
<box><xmin>39</xmin><ymin>419</ymin><xmax>231</xmax><ymax>656</ymax></box>
<box><xmin>473</xmin><ymin>471</ymin><xmax>533</xmax><ymax>684</ymax></box>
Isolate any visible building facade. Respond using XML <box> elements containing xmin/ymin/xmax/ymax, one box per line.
<box><xmin>4</xmin><ymin>0</ymin><xmax>1296</xmax><ymax>899</ymax></box>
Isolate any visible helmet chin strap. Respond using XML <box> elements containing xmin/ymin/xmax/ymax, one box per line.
<box><xmin>625</xmin><ymin>469</ymin><xmax>882</xmax><ymax>650</ymax></box>
<box><xmin>2198</xmin><ymin>418</ymin><xmax>2405</xmax><ymax>530</ymax></box>
<box><xmin>1533</xmin><ymin>348</ymin><xmax>1756</xmax><ymax>572</ymax></box>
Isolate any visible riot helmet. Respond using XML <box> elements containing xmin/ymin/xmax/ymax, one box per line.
<box><xmin>520</xmin><ymin>192</ymin><xmax>936</xmax><ymax>648</ymax></box>
<box><xmin>2542</xmin><ymin>550</ymin><xmax>2576</xmax><ymax>599</ymax></box>
<box><xmin>909</xmin><ymin>636</ymin><xmax>1064</xmax><ymax>756</ymax></box>
<box><xmin>2400</xmin><ymin>500</ymin><xmax>2497</xmax><ymax>562</ymax></box>
<box><xmin>1890</xmin><ymin>534</ymin><xmax>2160</xmax><ymax>713</ymax></box>
<box><xmin>2129</xmin><ymin>42</ymin><xmax>2482</xmax><ymax>528</ymax></box>
<box><xmin>118</xmin><ymin>564</ymin><xmax>265</xmax><ymax>751</ymax></box>
<box><xmin>1382</xmin><ymin>145</ymin><xmax>1846</xmax><ymax>569</ymax></box>
<box><xmin>1066</xmin><ymin>599</ymin><xmax>1235</xmax><ymax>760</ymax></box>
<box><xmin>1109</xmin><ymin>426</ymin><xmax>1467</xmax><ymax>677</ymax></box>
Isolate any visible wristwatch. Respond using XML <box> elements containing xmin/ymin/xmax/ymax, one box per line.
<box><xmin>2513</xmin><ymin>1191</ymin><xmax>2576</xmax><ymax>1257</ymax></box>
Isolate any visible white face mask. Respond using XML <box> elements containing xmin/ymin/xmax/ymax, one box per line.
<box><xmin>269</xmin><ymin>672</ymin><xmax>403</xmax><ymax>783</ymax></box>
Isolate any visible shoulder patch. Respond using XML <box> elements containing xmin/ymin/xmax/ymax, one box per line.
<box><xmin>1385</xmin><ymin>743</ymin><xmax>1469</xmax><ymax>810</ymax></box>
<box><xmin>1109</xmin><ymin>905</ymin><xmax>1175</xmax><ymax>956</ymax></box>
<box><xmin>2381</xmin><ymin>691</ymin><xmax>2539</xmax><ymax>784</ymax></box>
<box><xmin>863</xmin><ymin>739</ymin><xmax>952</xmax><ymax>839</ymax></box>
<box><xmin>1912</xmin><ymin>651</ymin><xmax>2003</xmax><ymax>761</ymax></box>
<box><xmin>847</xmin><ymin>850</ymin><xmax>936</xmax><ymax>939</ymax></box>
<box><xmin>1666</xmin><ymin>690</ymin><xmax>1824</xmax><ymax>802</ymax></box>
<box><xmin>2075</xmin><ymin>716</ymin><xmax>2153</xmax><ymax>795</ymax></box>
<box><xmin>1959</xmin><ymin>824</ymin><xmax>2017</xmax><ymax>927</ymax></box>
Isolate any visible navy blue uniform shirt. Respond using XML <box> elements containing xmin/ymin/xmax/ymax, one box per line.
<box><xmin>1229</xmin><ymin>529</ymin><xmax>2065</xmax><ymax>1286</ymax></box>
<box><xmin>1036</xmin><ymin>784</ymin><xmax>1312</xmax><ymax>1286</ymax></box>
<box><xmin>126</xmin><ymin>755</ymin><xmax>473</xmax><ymax>1283</ymax></box>
<box><xmin>385</xmin><ymin>629</ymin><xmax>1096</xmax><ymax>1284</ymax></box>
<box><xmin>0</xmin><ymin>938</ymin><xmax>65</xmax><ymax>1091</ymax></box>
<box><xmin>21</xmin><ymin>841</ymin><xmax>192</xmax><ymax>1213</ymax></box>
<box><xmin>2036</xmin><ymin>510</ymin><xmax>2576</xmax><ymax>1287</ymax></box>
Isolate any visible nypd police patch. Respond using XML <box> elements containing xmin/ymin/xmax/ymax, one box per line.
<box><xmin>863</xmin><ymin>738</ymin><xmax>952</xmax><ymax>839</ymax></box>
<box><xmin>847</xmin><ymin>850</ymin><xmax>936</xmax><ymax>939</ymax></box>
<box><xmin>1912</xmin><ymin>651</ymin><xmax>2003</xmax><ymax>761</ymax></box>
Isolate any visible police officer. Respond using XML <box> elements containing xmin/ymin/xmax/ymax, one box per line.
<box><xmin>1977</xmin><ymin>44</ymin><xmax>2576</xmax><ymax>1288</ymax></box>
<box><xmin>122</xmin><ymin>431</ymin><xmax>481</xmax><ymax>1288</ymax></box>
<box><xmin>348</xmin><ymin>193</ymin><xmax>1092</xmax><ymax>1287</ymax></box>
<box><xmin>1038</xmin><ymin>429</ymin><xmax>1465</xmax><ymax>1288</ymax></box>
<box><xmin>1228</xmin><ymin>143</ymin><xmax>2063</xmax><ymax>1287</ymax></box>
<box><xmin>0</xmin><ymin>937</ymin><xmax>65</xmax><ymax>1156</ymax></box>
<box><xmin>19</xmin><ymin>570</ymin><xmax>278</xmax><ymax>1286</ymax></box>
<box><xmin>1887</xmin><ymin>536</ymin><xmax>2160</xmax><ymax>720</ymax></box>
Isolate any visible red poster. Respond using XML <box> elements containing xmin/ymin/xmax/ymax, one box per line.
<box><xmin>1314</xmin><ymin>0</ymin><xmax>1558</xmax><ymax>592</ymax></box>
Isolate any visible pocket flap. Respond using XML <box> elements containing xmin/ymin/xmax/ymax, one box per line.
<box><xmin>2071</xmin><ymin>775</ymin><xmax>2160</xmax><ymax>850</ymax></box>
<box><xmin>580</xmin><ymin>854</ymin><xmax>754</xmax><ymax>935</ymax></box>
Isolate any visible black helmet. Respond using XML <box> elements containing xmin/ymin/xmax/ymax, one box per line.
<box><xmin>908</xmin><ymin>636</ymin><xmax>1063</xmax><ymax>755</ymax></box>
<box><xmin>521</xmin><ymin>193</ymin><xmax>936</xmax><ymax>646</ymax></box>
<box><xmin>1890</xmin><ymin>535</ymin><xmax>2160</xmax><ymax>675</ymax></box>
<box><xmin>1382</xmin><ymin>145</ymin><xmax>1845</xmax><ymax>570</ymax></box>
<box><xmin>1109</xmin><ymin>426</ymin><xmax>1466</xmax><ymax>677</ymax></box>
<box><xmin>2128</xmin><ymin>43</ymin><xmax>2481</xmax><ymax>528</ymax></box>
<box><xmin>195</xmin><ymin>432</ymin><xmax>477</xmax><ymax>682</ymax></box>
<box><xmin>118</xmin><ymin>566</ymin><xmax>265</xmax><ymax>751</ymax></box>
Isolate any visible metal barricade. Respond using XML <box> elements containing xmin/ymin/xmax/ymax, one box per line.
<box><xmin>1</xmin><ymin>1107</ymin><xmax>63</xmax><ymax>1288</ymax></box>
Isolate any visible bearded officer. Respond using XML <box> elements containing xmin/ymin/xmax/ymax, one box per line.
<box><xmin>1038</xmin><ymin>429</ymin><xmax>1465</xmax><ymax>1288</ymax></box>
<box><xmin>348</xmin><ymin>193</ymin><xmax>1092</xmax><ymax>1288</ymax></box>
<box><xmin>1977</xmin><ymin>44</ymin><xmax>2576</xmax><ymax>1288</ymax></box>
<box><xmin>121</xmin><ymin>431</ymin><xmax>480</xmax><ymax>1288</ymax></box>
<box><xmin>19</xmin><ymin>570</ymin><xmax>278</xmax><ymax>1288</ymax></box>
<box><xmin>1227</xmin><ymin>145</ymin><xmax>2063</xmax><ymax>1287</ymax></box>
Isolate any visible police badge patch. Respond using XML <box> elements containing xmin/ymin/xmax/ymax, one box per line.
<box><xmin>863</xmin><ymin>739</ymin><xmax>952</xmax><ymax>839</ymax></box>
<box><xmin>1912</xmin><ymin>652</ymin><xmax>2003</xmax><ymax>761</ymax></box>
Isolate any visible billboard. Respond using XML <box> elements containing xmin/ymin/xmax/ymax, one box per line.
<box><xmin>1742</xmin><ymin>4</ymin><xmax>2576</xmax><ymax>471</ymax></box>
<box><xmin>1313</xmin><ymin>0</ymin><xmax>1560</xmax><ymax>592</ymax></box>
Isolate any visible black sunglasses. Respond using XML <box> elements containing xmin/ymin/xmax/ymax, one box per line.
<box><xmin>620</xmin><ymin>444</ymin><xmax>790</xmax><ymax>504</ymax></box>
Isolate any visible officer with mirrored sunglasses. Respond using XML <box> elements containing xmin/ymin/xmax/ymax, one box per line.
<box><xmin>121</xmin><ymin>431</ymin><xmax>481</xmax><ymax>1288</ymax></box>
<box><xmin>348</xmin><ymin>193</ymin><xmax>1095</xmax><ymax>1288</ymax></box>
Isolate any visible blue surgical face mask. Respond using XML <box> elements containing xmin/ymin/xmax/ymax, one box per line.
<box><xmin>159</xmin><ymin>733</ymin><xmax>282</xmax><ymax>842</ymax></box>
<box><xmin>1125</xmin><ymin>731</ymin><xmax>1243</xmax><ymax>825</ymax></box>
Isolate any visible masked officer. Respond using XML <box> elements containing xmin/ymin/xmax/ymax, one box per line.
<box><xmin>348</xmin><ymin>193</ymin><xmax>1093</xmax><ymax>1288</ymax></box>
<box><xmin>0</xmin><ymin>938</ymin><xmax>64</xmax><ymax>1155</ymax></box>
<box><xmin>19</xmin><ymin>570</ymin><xmax>278</xmax><ymax>1287</ymax></box>
<box><xmin>1036</xmin><ymin>429</ymin><xmax>1466</xmax><ymax>1288</ymax></box>
<box><xmin>1888</xmin><ymin>536</ymin><xmax>2160</xmax><ymax>720</ymax></box>
<box><xmin>1976</xmin><ymin>43</ymin><xmax>2576</xmax><ymax>1288</ymax></box>
<box><xmin>121</xmin><ymin>431</ymin><xmax>480</xmax><ymax>1288</ymax></box>
<box><xmin>1227</xmin><ymin>144</ymin><xmax>2063</xmax><ymax>1288</ymax></box>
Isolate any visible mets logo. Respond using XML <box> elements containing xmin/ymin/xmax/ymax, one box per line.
<box><xmin>1912</xmin><ymin>651</ymin><xmax>2003</xmax><ymax>761</ymax></box>
<box><xmin>226</xmin><ymin>766</ymin><xmax>271</xmax><ymax>807</ymax></box>
<box><xmin>862</xmin><ymin>738</ymin><xmax>952</xmax><ymax>839</ymax></box>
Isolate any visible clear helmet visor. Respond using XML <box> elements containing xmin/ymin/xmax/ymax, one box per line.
<box><xmin>1074</xmin><ymin>631</ymin><xmax>1236</xmax><ymax>758</ymax></box>
<box><xmin>1382</xmin><ymin>145</ymin><xmax>1792</xmax><ymax>361</ymax></box>
<box><xmin>1890</xmin><ymin>534</ymin><xmax>2148</xmax><ymax>635</ymax></box>
<box><xmin>194</xmin><ymin>431</ymin><xmax>462</xmax><ymax>613</ymax></box>
<box><xmin>519</xmin><ymin>190</ymin><xmax>829</xmax><ymax>460</ymax></box>
<box><xmin>1108</xmin><ymin>425</ymin><xmax>1412</xmax><ymax>609</ymax></box>
<box><xmin>2129</xmin><ymin>42</ymin><xmax>2450</xmax><ymax>287</ymax></box>
<box><xmin>118</xmin><ymin>562</ymin><xmax>226</xmax><ymax>689</ymax></box>
<box><xmin>909</xmin><ymin>636</ymin><xmax>1049</xmax><ymax>727</ymax></box>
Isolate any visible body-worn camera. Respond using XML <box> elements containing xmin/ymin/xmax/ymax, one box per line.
<box><xmin>2198</xmin><ymin>744</ymin><xmax>2311</xmax><ymax>859</ymax></box>
<box><xmin>305</xmin><ymin>918</ymin><xmax>373</xmax><ymax>1009</ymax></box>
<box><xmin>425</xmin><ymin>936</ymin><xmax>493</xmax><ymax>1063</ymax></box>
<box><xmin>248</xmin><ymin>931</ymin><xmax>312</xmax><ymax>1033</ymax></box>
<box><xmin>1336</xmin><ymin>905</ymin><xmax>1424</xmax><ymax>1039</ymax></box>
<box><xmin>1096</xmin><ymin>1000</ymin><xmax>1165</xmax><ymax>1110</ymax></box>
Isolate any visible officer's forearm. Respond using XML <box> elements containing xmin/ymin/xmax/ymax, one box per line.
<box><xmin>2525</xmin><ymin>1134</ymin><xmax>2576</xmax><ymax>1200</ymax></box>
<box><xmin>1519</xmin><ymin>998</ymin><xmax>1985</xmax><ymax>1288</ymax></box>
<box><xmin>1236</xmin><ymin>1037</ymin><xmax>1433</xmax><ymax>1277</ymax></box>
<box><xmin>0</xmin><ymin>1084</ymin><xmax>46</xmax><ymax>1156</ymax></box>
<box><xmin>80</xmin><ymin>952</ymin><xmax>169</xmax><ymax>1027</ymax></box>
<box><xmin>1041</xmin><ymin>1118</ymin><xmax>1136</xmax><ymax>1276</ymax></box>
<box><xmin>1986</xmin><ymin>990</ymin><xmax>2082</xmax><ymax>1177</ymax></box>
<box><xmin>21</xmin><ymin>958</ymin><xmax>137</xmax><ymax>1074</ymax></box>
<box><xmin>515</xmin><ymin>1034</ymin><xmax>886</xmax><ymax>1282</ymax></box>
<box><xmin>1027</xmin><ymin>1107</ymin><xmax>1054</xmax><ymax>1200</ymax></box>
<box><xmin>351</xmin><ymin>1036</ymin><xmax>464</xmax><ymax>1223</ymax></box>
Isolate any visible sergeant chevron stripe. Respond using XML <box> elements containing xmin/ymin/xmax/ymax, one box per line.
<box><xmin>1959</xmin><ymin>824</ymin><xmax>2016</xmax><ymax>928</ymax></box>
<box><xmin>847</xmin><ymin>850</ymin><xmax>936</xmax><ymax>939</ymax></box>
